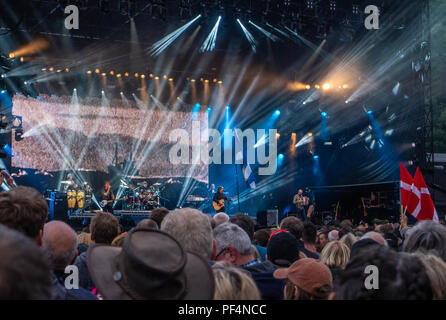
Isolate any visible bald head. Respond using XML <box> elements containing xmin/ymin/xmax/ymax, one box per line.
<box><xmin>42</xmin><ymin>221</ymin><xmax>78</xmax><ymax>270</ymax></box>
<box><xmin>328</xmin><ymin>230</ymin><xmax>339</xmax><ymax>241</ymax></box>
<box><xmin>214</xmin><ymin>212</ymin><xmax>229</xmax><ymax>226</ymax></box>
<box><xmin>362</xmin><ymin>231</ymin><xmax>388</xmax><ymax>246</ymax></box>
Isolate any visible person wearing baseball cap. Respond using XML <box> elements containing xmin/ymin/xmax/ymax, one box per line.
<box><xmin>273</xmin><ymin>258</ymin><xmax>333</xmax><ymax>300</ymax></box>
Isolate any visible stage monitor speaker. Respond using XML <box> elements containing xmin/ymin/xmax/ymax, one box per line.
<box><xmin>257</xmin><ymin>209</ymin><xmax>278</xmax><ymax>228</ymax></box>
<box><xmin>48</xmin><ymin>191</ymin><xmax>68</xmax><ymax>222</ymax></box>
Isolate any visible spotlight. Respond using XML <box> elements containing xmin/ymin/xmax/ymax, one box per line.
<box><xmin>308</xmin><ymin>132</ymin><xmax>313</xmax><ymax>137</ymax></box>
<box><xmin>120</xmin><ymin>92</ymin><xmax>123</xmax><ymax>95</ymax></box>
<box><xmin>101</xmin><ymin>73</ymin><xmax>106</xmax><ymax>76</ymax></box>
<box><xmin>134</xmin><ymin>73</ymin><xmax>139</xmax><ymax>78</ymax></box>
<box><xmin>226</xmin><ymin>106</ymin><xmax>230</xmax><ymax>110</ymax></box>
<box><xmin>207</xmin><ymin>107</ymin><xmax>211</xmax><ymax>112</ymax></box>
<box><xmin>305</xmin><ymin>85</ymin><xmax>311</xmax><ymax>90</ymax></box>
<box><xmin>116</xmin><ymin>74</ymin><xmax>122</xmax><ymax>78</ymax></box>
<box><xmin>141</xmin><ymin>74</ymin><xmax>146</xmax><ymax>79</ymax></box>
<box><xmin>24</xmin><ymin>81</ymin><xmax>28</xmax><ymax>85</ymax></box>
<box><xmin>124</xmin><ymin>72</ymin><xmax>129</xmax><ymax>77</ymax></box>
<box><xmin>218</xmin><ymin>80</ymin><xmax>222</xmax><ymax>84</ymax></box>
<box><xmin>313</xmin><ymin>155</ymin><xmax>319</xmax><ymax>159</ymax></box>
<box><xmin>168</xmin><ymin>78</ymin><xmax>173</xmax><ymax>82</ymax></box>
<box><xmin>278</xmin><ymin>154</ymin><xmax>284</xmax><ymax>159</ymax></box>
<box><xmin>1</xmin><ymin>74</ymin><xmax>5</xmax><ymax>78</ymax></box>
<box><xmin>65</xmin><ymin>68</ymin><xmax>70</xmax><ymax>72</ymax></box>
<box><xmin>87</xmin><ymin>70</ymin><xmax>92</xmax><ymax>74</ymax></box>
<box><xmin>41</xmin><ymin>68</ymin><xmax>47</xmax><ymax>71</ymax></box>
<box><xmin>95</xmin><ymin>68</ymin><xmax>100</xmax><ymax>74</ymax></box>
<box><xmin>367</xmin><ymin>110</ymin><xmax>373</xmax><ymax>115</ymax></box>
<box><xmin>276</xmin><ymin>133</ymin><xmax>280</xmax><ymax>139</ymax></box>
<box><xmin>56</xmin><ymin>69</ymin><xmax>62</xmax><ymax>73</ymax></box>
<box><xmin>274</xmin><ymin>110</ymin><xmax>281</xmax><ymax>116</ymax></box>
<box><xmin>322</xmin><ymin>83</ymin><xmax>331</xmax><ymax>90</ymax></box>
<box><xmin>109</xmin><ymin>70</ymin><xmax>115</xmax><ymax>75</ymax></box>
<box><xmin>49</xmin><ymin>67</ymin><xmax>54</xmax><ymax>72</ymax></box>
<box><xmin>155</xmin><ymin>76</ymin><xmax>159</xmax><ymax>80</ymax></box>
<box><xmin>321</xmin><ymin>112</ymin><xmax>327</xmax><ymax>117</ymax></box>
<box><xmin>191</xmin><ymin>79</ymin><xmax>196</xmax><ymax>82</ymax></box>
<box><xmin>315</xmin><ymin>84</ymin><xmax>320</xmax><ymax>89</ymax></box>
<box><xmin>101</xmin><ymin>90</ymin><xmax>105</xmax><ymax>94</ymax></box>
<box><xmin>73</xmin><ymin>88</ymin><xmax>77</xmax><ymax>91</ymax></box>
<box><xmin>8</xmin><ymin>53</ymin><xmax>15</xmax><ymax>59</ymax></box>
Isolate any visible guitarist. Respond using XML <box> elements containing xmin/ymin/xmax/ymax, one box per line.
<box><xmin>213</xmin><ymin>186</ymin><xmax>229</xmax><ymax>213</ymax></box>
<box><xmin>101</xmin><ymin>181</ymin><xmax>115</xmax><ymax>213</ymax></box>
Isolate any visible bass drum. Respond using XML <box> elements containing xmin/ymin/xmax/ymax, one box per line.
<box><xmin>67</xmin><ymin>190</ymin><xmax>76</xmax><ymax>209</ymax></box>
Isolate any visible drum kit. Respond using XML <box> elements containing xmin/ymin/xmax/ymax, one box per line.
<box><xmin>121</xmin><ymin>181</ymin><xmax>163</xmax><ymax>210</ymax></box>
<box><xmin>61</xmin><ymin>180</ymin><xmax>93</xmax><ymax>212</ymax></box>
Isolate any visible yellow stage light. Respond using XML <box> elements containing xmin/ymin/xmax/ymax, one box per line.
<box><xmin>109</xmin><ymin>70</ymin><xmax>114</xmax><ymax>75</ymax></box>
<box><xmin>315</xmin><ymin>84</ymin><xmax>320</xmax><ymax>89</ymax></box>
<box><xmin>86</xmin><ymin>70</ymin><xmax>92</xmax><ymax>74</ymax></box>
<box><xmin>305</xmin><ymin>84</ymin><xmax>311</xmax><ymax>90</ymax></box>
<box><xmin>134</xmin><ymin>73</ymin><xmax>139</xmax><ymax>78</ymax></box>
<box><xmin>95</xmin><ymin>68</ymin><xmax>100</xmax><ymax>74</ymax></box>
<box><xmin>8</xmin><ymin>53</ymin><xmax>15</xmax><ymax>59</ymax></box>
<box><xmin>124</xmin><ymin>72</ymin><xmax>129</xmax><ymax>77</ymax></box>
<box><xmin>141</xmin><ymin>74</ymin><xmax>146</xmax><ymax>79</ymax></box>
<box><xmin>322</xmin><ymin>83</ymin><xmax>331</xmax><ymax>90</ymax></box>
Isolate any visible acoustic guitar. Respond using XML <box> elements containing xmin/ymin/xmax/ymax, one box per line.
<box><xmin>213</xmin><ymin>196</ymin><xmax>237</xmax><ymax>211</ymax></box>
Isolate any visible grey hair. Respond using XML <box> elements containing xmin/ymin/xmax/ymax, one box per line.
<box><xmin>161</xmin><ymin>208</ymin><xmax>213</xmax><ymax>259</ymax></box>
<box><xmin>403</xmin><ymin>220</ymin><xmax>446</xmax><ymax>261</ymax></box>
<box><xmin>361</xmin><ymin>231</ymin><xmax>388</xmax><ymax>246</ymax></box>
<box><xmin>214</xmin><ymin>212</ymin><xmax>230</xmax><ymax>226</ymax></box>
<box><xmin>213</xmin><ymin>222</ymin><xmax>252</xmax><ymax>256</ymax></box>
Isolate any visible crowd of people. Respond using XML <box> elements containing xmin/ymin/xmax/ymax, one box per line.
<box><xmin>0</xmin><ymin>185</ymin><xmax>446</xmax><ymax>300</ymax></box>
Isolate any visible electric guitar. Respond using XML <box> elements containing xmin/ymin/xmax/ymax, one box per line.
<box><xmin>100</xmin><ymin>197</ymin><xmax>128</xmax><ymax>208</ymax></box>
<box><xmin>213</xmin><ymin>196</ymin><xmax>237</xmax><ymax>211</ymax></box>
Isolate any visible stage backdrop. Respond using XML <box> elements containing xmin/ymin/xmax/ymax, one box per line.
<box><xmin>11</xmin><ymin>94</ymin><xmax>208</xmax><ymax>182</ymax></box>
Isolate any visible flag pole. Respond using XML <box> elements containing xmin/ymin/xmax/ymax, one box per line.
<box><xmin>234</xmin><ymin>164</ymin><xmax>241</xmax><ymax>212</ymax></box>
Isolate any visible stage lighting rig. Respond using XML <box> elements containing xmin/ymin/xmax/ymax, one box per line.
<box><xmin>148</xmin><ymin>0</ymin><xmax>167</xmax><ymax>21</ymax></box>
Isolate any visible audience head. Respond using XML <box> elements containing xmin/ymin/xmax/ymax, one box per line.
<box><xmin>317</xmin><ymin>228</ymin><xmax>330</xmax><ymax>252</ymax></box>
<box><xmin>229</xmin><ymin>213</ymin><xmax>255</xmax><ymax>241</ymax></box>
<box><xmin>90</xmin><ymin>211</ymin><xmax>120</xmax><ymax>245</ymax></box>
<box><xmin>42</xmin><ymin>221</ymin><xmax>78</xmax><ymax>270</ymax></box>
<box><xmin>137</xmin><ymin>219</ymin><xmax>159</xmax><ymax>230</ymax></box>
<box><xmin>411</xmin><ymin>251</ymin><xmax>446</xmax><ymax>300</ymax></box>
<box><xmin>302</xmin><ymin>221</ymin><xmax>317</xmax><ymax>244</ymax></box>
<box><xmin>0</xmin><ymin>186</ymin><xmax>49</xmax><ymax>245</ymax></box>
<box><xmin>161</xmin><ymin>208</ymin><xmax>214</xmax><ymax>259</ymax></box>
<box><xmin>87</xmin><ymin>228</ymin><xmax>214</xmax><ymax>299</ymax></box>
<box><xmin>213</xmin><ymin>222</ymin><xmax>253</xmax><ymax>266</ymax></box>
<box><xmin>320</xmin><ymin>241</ymin><xmax>350</xmax><ymax>270</ymax></box>
<box><xmin>361</xmin><ymin>231</ymin><xmax>387</xmax><ymax>246</ymax></box>
<box><xmin>253</xmin><ymin>229</ymin><xmax>270</xmax><ymax>247</ymax></box>
<box><xmin>214</xmin><ymin>212</ymin><xmax>230</xmax><ymax>226</ymax></box>
<box><xmin>328</xmin><ymin>230</ymin><xmax>339</xmax><ymax>241</ymax></box>
<box><xmin>267</xmin><ymin>231</ymin><xmax>300</xmax><ymax>267</ymax></box>
<box><xmin>0</xmin><ymin>224</ymin><xmax>52</xmax><ymax>299</ymax></box>
<box><xmin>336</xmin><ymin>245</ymin><xmax>432</xmax><ymax>300</ymax></box>
<box><xmin>403</xmin><ymin>220</ymin><xmax>446</xmax><ymax>261</ymax></box>
<box><xmin>149</xmin><ymin>207</ymin><xmax>169</xmax><ymax>228</ymax></box>
<box><xmin>212</xmin><ymin>262</ymin><xmax>261</xmax><ymax>300</ymax></box>
<box><xmin>274</xmin><ymin>258</ymin><xmax>333</xmax><ymax>300</ymax></box>
<box><xmin>111</xmin><ymin>233</ymin><xmax>127</xmax><ymax>247</ymax></box>
<box><xmin>338</xmin><ymin>227</ymin><xmax>353</xmax><ymax>239</ymax></box>
<box><xmin>339</xmin><ymin>219</ymin><xmax>353</xmax><ymax>229</ymax></box>
<box><xmin>340</xmin><ymin>233</ymin><xmax>358</xmax><ymax>250</ymax></box>
<box><xmin>280</xmin><ymin>217</ymin><xmax>303</xmax><ymax>240</ymax></box>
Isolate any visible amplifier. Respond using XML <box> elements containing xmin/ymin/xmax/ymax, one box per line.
<box><xmin>256</xmin><ymin>209</ymin><xmax>278</xmax><ymax>228</ymax></box>
<box><xmin>48</xmin><ymin>191</ymin><xmax>68</xmax><ymax>222</ymax></box>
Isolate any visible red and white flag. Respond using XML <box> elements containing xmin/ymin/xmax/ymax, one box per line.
<box><xmin>400</xmin><ymin>163</ymin><xmax>413</xmax><ymax>208</ymax></box>
<box><xmin>406</xmin><ymin>167</ymin><xmax>439</xmax><ymax>222</ymax></box>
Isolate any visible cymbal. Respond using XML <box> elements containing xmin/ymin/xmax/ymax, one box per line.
<box><xmin>60</xmin><ymin>180</ymin><xmax>73</xmax><ymax>184</ymax></box>
<box><xmin>153</xmin><ymin>183</ymin><xmax>162</xmax><ymax>186</ymax></box>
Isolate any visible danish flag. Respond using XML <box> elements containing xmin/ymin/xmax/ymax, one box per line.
<box><xmin>405</xmin><ymin>167</ymin><xmax>439</xmax><ymax>222</ymax></box>
<box><xmin>400</xmin><ymin>163</ymin><xmax>413</xmax><ymax>208</ymax></box>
